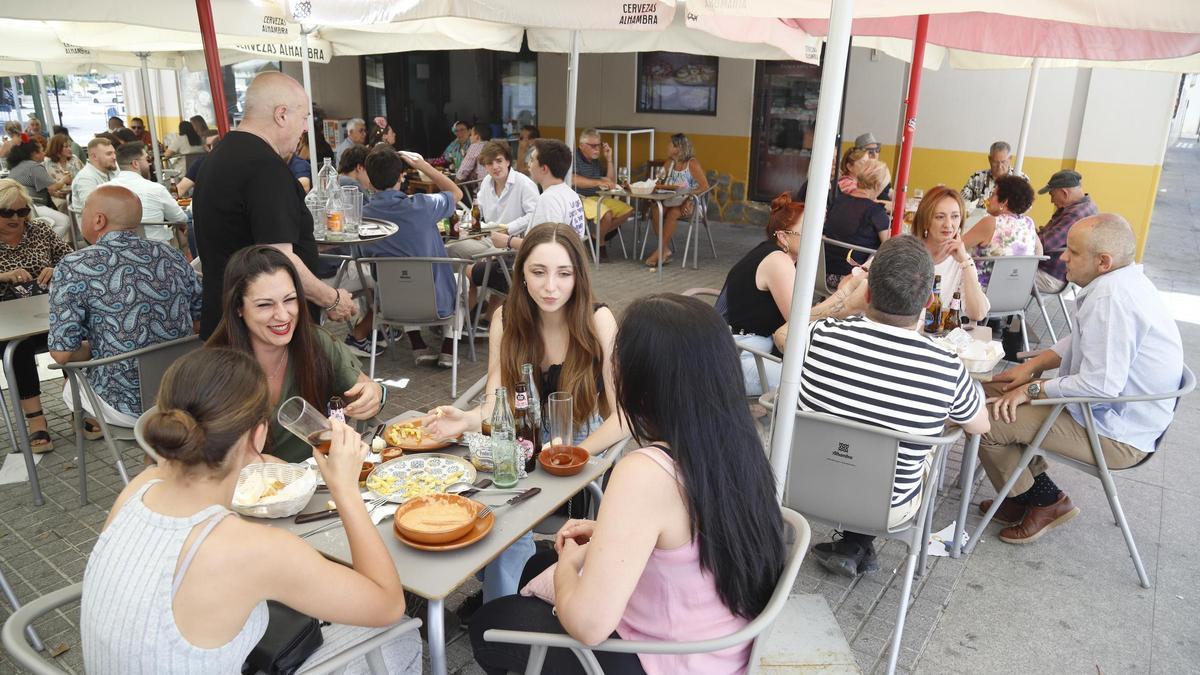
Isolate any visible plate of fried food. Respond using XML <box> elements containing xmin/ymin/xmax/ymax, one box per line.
<box><xmin>365</xmin><ymin>454</ymin><xmax>476</xmax><ymax>504</ymax></box>
<box><xmin>383</xmin><ymin>418</ymin><xmax>455</xmax><ymax>452</ymax></box>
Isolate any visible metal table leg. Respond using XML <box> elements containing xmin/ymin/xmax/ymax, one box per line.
<box><xmin>4</xmin><ymin>339</ymin><xmax>43</xmax><ymax>506</ymax></box>
<box><xmin>427</xmin><ymin>597</ymin><xmax>446</xmax><ymax>675</ymax></box>
<box><xmin>951</xmin><ymin>434</ymin><xmax>980</xmax><ymax>558</ymax></box>
<box><xmin>655</xmin><ymin>201</ymin><xmax>665</xmax><ymax>282</ymax></box>
<box><xmin>0</xmin><ymin>564</ymin><xmax>44</xmax><ymax>652</ymax></box>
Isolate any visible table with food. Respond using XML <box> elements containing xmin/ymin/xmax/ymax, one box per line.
<box><xmin>242</xmin><ymin>407</ymin><xmax>616</xmax><ymax>675</ymax></box>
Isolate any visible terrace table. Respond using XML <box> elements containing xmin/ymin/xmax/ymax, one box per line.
<box><xmin>317</xmin><ymin>217</ymin><xmax>399</xmax><ymax>317</ymax></box>
<box><xmin>260</xmin><ymin>411</ymin><xmax>616</xmax><ymax>675</ymax></box>
<box><xmin>0</xmin><ymin>294</ymin><xmax>51</xmax><ymax>506</ymax></box>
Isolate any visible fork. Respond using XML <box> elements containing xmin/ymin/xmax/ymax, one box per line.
<box><xmin>299</xmin><ymin>496</ymin><xmax>389</xmax><ymax>539</ymax></box>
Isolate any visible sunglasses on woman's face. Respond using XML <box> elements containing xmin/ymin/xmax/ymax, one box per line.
<box><xmin>0</xmin><ymin>207</ymin><xmax>32</xmax><ymax>218</ymax></box>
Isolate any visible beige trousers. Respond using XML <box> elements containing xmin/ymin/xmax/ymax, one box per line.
<box><xmin>979</xmin><ymin>402</ymin><xmax>1145</xmax><ymax>495</ymax></box>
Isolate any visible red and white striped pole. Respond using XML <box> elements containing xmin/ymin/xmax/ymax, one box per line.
<box><xmin>890</xmin><ymin>14</ymin><xmax>930</xmax><ymax>235</ymax></box>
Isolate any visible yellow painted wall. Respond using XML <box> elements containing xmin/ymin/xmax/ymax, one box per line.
<box><xmin>544</xmin><ymin>125</ymin><xmax>751</xmax><ymax>186</ymax></box>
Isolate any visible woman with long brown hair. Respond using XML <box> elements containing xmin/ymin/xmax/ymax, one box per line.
<box><xmin>206</xmin><ymin>246</ymin><xmax>384</xmax><ymax>462</ymax></box>
<box><xmin>424</xmin><ymin>222</ymin><xmax>623</xmax><ymax>610</ymax></box>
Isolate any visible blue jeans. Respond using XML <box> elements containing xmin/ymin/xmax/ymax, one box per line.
<box><xmin>478</xmin><ymin>532</ymin><xmax>536</xmax><ymax>603</ymax></box>
<box><xmin>734</xmin><ymin>333</ymin><xmax>780</xmax><ymax>397</ymax></box>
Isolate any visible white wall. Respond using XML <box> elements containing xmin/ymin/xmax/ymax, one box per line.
<box><xmin>1078</xmin><ymin>69</ymin><xmax>1178</xmax><ymax>165</ymax></box>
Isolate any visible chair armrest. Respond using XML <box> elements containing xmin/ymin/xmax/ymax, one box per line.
<box><xmin>682</xmin><ymin>287</ymin><xmax>721</xmax><ymax>299</ymax></box>
<box><xmin>470</xmin><ymin>249</ymin><xmax>515</xmax><ymax>262</ymax></box>
<box><xmin>1</xmin><ymin>583</ymin><xmax>82</xmax><ymax>675</ymax></box>
<box><xmin>47</xmin><ymin>334</ymin><xmax>200</xmax><ymax>371</ymax></box>
<box><xmin>737</xmin><ymin>343</ymin><xmax>782</xmax><ymax>364</ymax></box>
<box><xmin>821</xmin><ymin>236</ymin><xmax>877</xmax><ymax>255</ymax></box>
<box><xmin>971</xmin><ymin>255</ymin><xmax>1050</xmax><ymax>262</ymax></box>
<box><xmin>298</xmin><ymin>618</ymin><xmax>423</xmax><ymax>675</ymax></box>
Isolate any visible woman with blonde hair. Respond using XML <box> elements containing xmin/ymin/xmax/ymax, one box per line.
<box><xmin>911</xmin><ymin>185</ymin><xmax>990</xmax><ymax>322</ymax></box>
<box><xmin>822</xmin><ymin>158</ymin><xmax>892</xmax><ymax>287</ymax></box>
<box><xmin>645</xmin><ymin>133</ymin><xmax>709</xmax><ymax>267</ymax></box>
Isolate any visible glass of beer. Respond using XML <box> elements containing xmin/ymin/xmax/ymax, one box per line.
<box><xmin>547</xmin><ymin>392</ymin><xmax>573</xmax><ymax>448</ymax></box>
<box><xmin>278</xmin><ymin>396</ymin><xmax>332</xmax><ymax>454</ymax></box>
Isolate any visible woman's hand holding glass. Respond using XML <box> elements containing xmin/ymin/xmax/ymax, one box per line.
<box><xmin>313</xmin><ymin>416</ymin><xmax>368</xmax><ymax>496</ymax></box>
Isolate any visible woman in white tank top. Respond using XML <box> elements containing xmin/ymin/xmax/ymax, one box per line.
<box><xmin>81</xmin><ymin>348</ymin><xmax>420</xmax><ymax>674</ymax></box>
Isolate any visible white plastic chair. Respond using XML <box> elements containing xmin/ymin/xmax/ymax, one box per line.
<box><xmin>49</xmin><ymin>334</ymin><xmax>201</xmax><ymax>505</ymax></box>
<box><xmin>0</xmin><ymin>582</ymin><xmax>422</xmax><ymax>675</ymax></box>
<box><xmin>681</xmin><ymin>184</ymin><xmax>718</xmax><ymax>269</ymax></box>
<box><xmin>964</xmin><ymin>364</ymin><xmax>1196</xmax><ymax>588</ymax></box>
<box><xmin>783</xmin><ymin>409</ymin><xmax>962</xmax><ymax>675</ymax></box>
<box><xmin>359</xmin><ymin>256</ymin><xmax>474</xmax><ymax>398</ymax></box>
<box><xmin>972</xmin><ymin>254</ymin><xmax>1050</xmax><ymax>353</ymax></box>
<box><xmin>483</xmin><ymin>508</ymin><xmax>811</xmax><ymax>675</ymax></box>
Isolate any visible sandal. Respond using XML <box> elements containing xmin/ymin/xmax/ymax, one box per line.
<box><xmin>24</xmin><ymin>410</ymin><xmax>53</xmax><ymax>454</ymax></box>
<box><xmin>644</xmin><ymin>253</ymin><xmax>673</xmax><ymax>268</ymax></box>
<box><xmin>71</xmin><ymin>414</ymin><xmax>105</xmax><ymax>441</ymax></box>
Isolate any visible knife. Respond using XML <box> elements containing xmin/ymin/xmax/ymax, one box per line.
<box><xmin>460</xmin><ymin>477</ymin><xmax>493</xmax><ymax>498</ymax></box>
<box><xmin>505</xmin><ymin>487</ymin><xmax>541</xmax><ymax>506</ymax></box>
<box><xmin>297</xmin><ymin>477</ymin><xmax>494</xmax><ymax>524</ymax></box>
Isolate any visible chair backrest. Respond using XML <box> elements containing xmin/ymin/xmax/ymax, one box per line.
<box><xmin>976</xmin><ymin>255</ymin><xmax>1046</xmax><ymax>314</ymax></box>
<box><xmin>137</xmin><ymin>335</ymin><xmax>203</xmax><ymax>411</ymax></box>
<box><xmin>1153</xmin><ymin>364</ymin><xmax>1195</xmax><ymax>450</ymax></box>
<box><xmin>1</xmin><ymin>582</ymin><xmax>80</xmax><ymax>675</ymax></box>
<box><xmin>783</xmin><ymin>410</ymin><xmax>960</xmax><ymax>536</ymax></box>
<box><xmin>364</xmin><ymin>256</ymin><xmax>465</xmax><ymax>324</ymax></box>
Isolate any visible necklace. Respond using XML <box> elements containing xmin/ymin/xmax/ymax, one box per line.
<box><xmin>267</xmin><ymin>349</ymin><xmax>288</xmax><ymax>380</ymax></box>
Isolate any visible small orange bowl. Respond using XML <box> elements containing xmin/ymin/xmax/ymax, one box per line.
<box><xmin>380</xmin><ymin>447</ymin><xmax>404</xmax><ymax>462</ymax></box>
<box><xmin>538</xmin><ymin>446</ymin><xmax>589</xmax><ymax>476</ymax></box>
<box><xmin>358</xmin><ymin>462</ymin><xmax>375</xmax><ymax>483</ymax></box>
<box><xmin>393</xmin><ymin>494</ymin><xmax>480</xmax><ymax>544</ymax></box>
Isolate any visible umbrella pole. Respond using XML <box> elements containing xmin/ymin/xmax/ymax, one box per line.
<box><xmin>52</xmin><ymin>76</ymin><xmax>63</xmax><ymax>128</ymax></box>
<box><xmin>564</xmin><ymin>30</ymin><xmax>579</xmax><ymax>182</ymax></box>
<box><xmin>33</xmin><ymin>62</ymin><xmax>54</xmax><ymax>130</ymax></box>
<box><xmin>136</xmin><ymin>53</ymin><xmax>165</xmax><ymax>185</ymax></box>
<box><xmin>890</xmin><ymin>14</ymin><xmax>930</xmax><ymax>236</ymax></box>
<box><xmin>1014</xmin><ymin>57</ymin><xmax>1043</xmax><ymax>175</ymax></box>
<box><xmin>300</xmin><ymin>27</ymin><xmax>319</xmax><ymax>169</ymax></box>
<box><xmin>195</xmin><ymin>0</ymin><xmax>230</xmax><ymax>135</ymax></box>
<box><xmin>767</xmin><ymin>0</ymin><xmax>856</xmax><ymax>501</ymax></box>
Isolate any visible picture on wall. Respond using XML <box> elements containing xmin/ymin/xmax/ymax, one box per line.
<box><xmin>636</xmin><ymin>52</ymin><xmax>719</xmax><ymax>115</ymax></box>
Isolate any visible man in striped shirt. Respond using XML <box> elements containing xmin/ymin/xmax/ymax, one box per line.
<box><xmin>803</xmin><ymin>236</ymin><xmax>990</xmax><ymax>577</ymax></box>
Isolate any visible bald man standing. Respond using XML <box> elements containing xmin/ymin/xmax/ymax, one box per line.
<box><xmin>978</xmin><ymin>214</ymin><xmax>1183</xmax><ymax>545</ymax></box>
<box><xmin>48</xmin><ymin>185</ymin><xmax>202</xmax><ymax>427</ymax></box>
<box><xmin>192</xmin><ymin>71</ymin><xmax>355</xmax><ymax>337</ymax></box>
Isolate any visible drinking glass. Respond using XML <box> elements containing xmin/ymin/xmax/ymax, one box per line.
<box><xmin>547</xmin><ymin>392</ymin><xmax>573</xmax><ymax>448</ymax></box>
<box><xmin>492</xmin><ymin>438</ymin><xmax>520</xmax><ymax>488</ymax></box>
<box><xmin>340</xmin><ymin>185</ymin><xmax>361</xmax><ymax>237</ymax></box>
<box><xmin>278</xmin><ymin>396</ymin><xmax>332</xmax><ymax>453</ymax></box>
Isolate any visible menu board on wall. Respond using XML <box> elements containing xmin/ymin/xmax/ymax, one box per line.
<box><xmin>636</xmin><ymin>52</ymin><xmax>719</xmax><ymax>116</ymax></box>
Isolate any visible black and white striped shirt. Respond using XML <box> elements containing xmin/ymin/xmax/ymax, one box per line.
<box><xmin>798</xmin><ymin>316</ymin><xmax>982</xmax><ymax>507</ymax></box>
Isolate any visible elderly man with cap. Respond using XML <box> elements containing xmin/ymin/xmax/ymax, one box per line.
<box><xmin>961</xmin><ymin>141</ymin><xmax>1029</xmax><ymax>207</ymax></box>
<box><xmin>1034</xmin><ymin>169</ymin><xmax>1098</xmax><ymax>293</ymax></box>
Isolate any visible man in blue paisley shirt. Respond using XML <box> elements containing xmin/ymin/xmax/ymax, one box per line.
<box><xmin>48</xmin><ymin>185</ymin><xmax>201</xmax><ymax>429</ymax></box>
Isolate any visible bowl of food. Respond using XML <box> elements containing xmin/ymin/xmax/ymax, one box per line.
<box><xmin>231</xmin><ymin>463</ymin><xmax>316</xmax><ymax>519</ymax></box>
<box><xmin>538</xmin><ymin>446</ymin><xmax>589</xmax><ymax>477</ymax></box>
<box><xmin>393</xmin><ymin>493</ymin><xmax>480</xmax><ymax>544</ymax></box>
<box><xmin>629</xmin><ymin>179</ymin><xmax>656</xmax><ymax>196</ymax></box>
<box><xmin>380</xmin><ymin>446</ymin><xmax>404</xmax><ymax>463</ymax></box>
<box><xmin>358</xmin><ymin>461</ymin><xmax>375</xmax><ymax>483</ymax></box>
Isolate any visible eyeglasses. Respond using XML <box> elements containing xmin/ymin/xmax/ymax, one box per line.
<box><xmin>582</xmin><ymin>142</ymin><xmax>601</xmax><ymax>149</ymax></box>
<box><xmin>0</xmin><ymin>207</ymin><xmax>32</xmax><ymax>218</ymax></box>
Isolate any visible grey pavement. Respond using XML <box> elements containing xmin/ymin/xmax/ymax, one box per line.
<box><xmin>1</xmin><ymin>145</ymin><xmax>1198</xmax><ymax>674</ymax></box>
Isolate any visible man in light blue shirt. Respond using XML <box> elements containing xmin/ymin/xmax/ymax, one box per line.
<box><xmin>979</xmin><ymin>213</ymin><xmax>1183</xmax><ymax>544</ymax></box>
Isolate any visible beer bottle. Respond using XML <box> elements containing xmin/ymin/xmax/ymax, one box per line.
<box><xmin>470</xmin><ymin>204</ymin><xmax>482</xmax><ymax>233</ymax></box>
<box><xmin>942</xmin><ymin>291</ymin><xmax>963</xmax><ymax>332</ymax></box>
<box><xmin>514</xmin><ymin>382</ymin><xmax>542</xmax><ymax>472</ymax></box>
<box><xmin>924</xmin><ymin>275</ymin><xmax>943</xmax><ymax>334</ymax></box>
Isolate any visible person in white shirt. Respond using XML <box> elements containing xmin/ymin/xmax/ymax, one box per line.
<box><xmin>476</xmin><ymin>140</ymin><xmax>539</xmax><ymax>226</ymax></box>
<box><xmin>109</xmin><ymin>142</ymin><xmax>187</xmax><ymax>243</ymax></box>
<box><xmin>71</xmin><ymin>137</ymin><xmax>118</xmax><ymax>212</ymax></box>
<box><xmin>334</xmin><ymin>118</ymin><xmax>367</xmax><ymax>169</ymax></box>
<box><xmin>491</xmin><ymin>138</ymin><xmax>585</xmax><ymax>250</ymax></box>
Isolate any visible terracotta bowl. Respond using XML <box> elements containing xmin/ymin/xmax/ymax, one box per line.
<box><xmin>393</xmin><ymin>494</ymin><xmax>480</xmax><ymax>544</ymax></box>
<box><xmin>358</xmin><ymin>462</ymin><xmax>375</xmax><ymax>483</ymax></box>
<box><xmin>538</xmin><ymin>446</ymin><xmax>589</xmax><ymax>476</ymax></box>
<box><xmin>380</xmin><ymin>447</ymin><xmax>404</xmax><ymax>462</ymax></box>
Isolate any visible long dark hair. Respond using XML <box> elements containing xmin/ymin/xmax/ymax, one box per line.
<box><xmin>6</xmin><ymin>138</ymin><xmax>41</xmax><ymax>167</ymax></box>
<box><xmin>143</xmin><ymin>348</ymin><xmax>270</xmax><ymax>477</ymax></box>
<box><xmin>205</xmin><ymin>246</ymin><xmax>335</xmax><ymax>413</ymax></box>
<box><xmin>179</xmin><ymin>120</ymin><xmax>201</xmax><ymax>147</ymax></box>
<box><xmin>500</xmin><ymin>223</ymin><xmax>606</xmax><ymax>423</ymax></box>
<box><xmin>615</xmin><ymin>294</ymin><xmax>785</xmax><ymax>619</ymax></box>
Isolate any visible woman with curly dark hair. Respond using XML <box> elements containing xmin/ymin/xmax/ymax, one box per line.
<box><xmin>963</xmin><ymin>173</ymin><xmax>1039</xmax><ymax>287</ymax></box>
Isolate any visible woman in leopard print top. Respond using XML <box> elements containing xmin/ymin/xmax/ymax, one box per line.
<box><xmin>0</xmin><ymin>178</ymin><xmax>72</xmax><ymax>452</ymax></box>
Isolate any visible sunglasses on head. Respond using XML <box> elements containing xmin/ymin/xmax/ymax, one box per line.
<box><xmin>0</xmin><ymin>207</ymin><xmax>32</xmax><ymax>218</ymax></box>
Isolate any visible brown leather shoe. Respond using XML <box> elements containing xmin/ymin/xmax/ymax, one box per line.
<box><xmin>998</xmin><ymin>493</ymin><xmax>1079</xmax><ymax>544</ymax></box>
<box><xmin>979</xmin><ymin>497</ymin><xmax>1027</xmax><ymax>527</ymax></box>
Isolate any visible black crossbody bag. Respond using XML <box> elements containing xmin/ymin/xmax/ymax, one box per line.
<box><xmin>241</xmin><ymin>601</ymin><xmax>325</xmax><ymax>675</ymax></box>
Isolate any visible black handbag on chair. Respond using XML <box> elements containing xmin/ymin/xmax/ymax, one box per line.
<box><xmin>241</xmin><ymin>601</ymin><xmax>325</xmax><ymax>675</ymax></box>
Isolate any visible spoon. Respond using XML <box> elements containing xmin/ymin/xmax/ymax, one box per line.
<box><xmin>444</xmin><ymin>481</ymin><xmax>527</xmax><ymax>496</ymax></box>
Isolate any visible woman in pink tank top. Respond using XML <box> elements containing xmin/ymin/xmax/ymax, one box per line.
<box><xmin>470</xmin><ymin>294</ymin><xmax>786</xmax><ymax>675</ymax></box>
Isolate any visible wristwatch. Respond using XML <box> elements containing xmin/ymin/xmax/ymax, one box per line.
<box><xmin>1026</xmin><ymin>381</ymin><xmax>1043</xmax><ymax>399</ymax></box>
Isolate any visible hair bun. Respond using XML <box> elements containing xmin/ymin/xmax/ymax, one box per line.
<box><xmin>144</xmin><ymin>408</ymin><xmax>206</xmax><ymax>461</ymax></box>
<box><xmin>769</xmin><ymin>193</ymin><xmax>793</xmax><ymax>213</ymax></box>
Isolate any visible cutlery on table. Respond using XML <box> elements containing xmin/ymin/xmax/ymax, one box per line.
<box><xmin>476</xmin><ymin>487</ymin><xmax>541</xmax><ymax>520</ymax></box>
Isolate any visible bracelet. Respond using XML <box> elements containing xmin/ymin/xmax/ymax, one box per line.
<box><xmin>959</xmin><ymin>259</ymin><xmax>976</xmax><ymax>271</ymax></box>
<box><xmin>378</xmin><ymin>381</ymin><xmax>387</xmax><ymax>409</ymax></box>
<box><xmin>324</xmin><ymin>291</ymin><xmax>341</xmax><ymax>313</ymax></box>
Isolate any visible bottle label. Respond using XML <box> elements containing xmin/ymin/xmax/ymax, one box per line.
<box><xmin>515</xmin><ymin>391</ymin><xmax>529</xmax><ymax>410</ymax></box>
<box><xmin>516</xmin><ymin>438</ymin><xmax>534</xmax><ymax>462</ymax></box>
<box><xmin>326</xmin><ymin>211</ymin><xmax>343</xmax><ymax>232</ymax></box>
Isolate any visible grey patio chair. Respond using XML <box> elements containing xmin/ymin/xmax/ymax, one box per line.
<box><xmin>784</xmin><ymin>410</ymin><xmax>962</xmax><ymax>675</ymax></box>
<box><xmin>469</xmin><ymin>248</ymin><xmax>515</xmax><ymax>332</ymax></box>
<box><xmin>49</xmin><ymin>334</ymin><xmax>201</xmax><ymax>505</ymax></box>
<box><xmin>964</xmin><ymin>364</ymin><xmax>1196</xmax><ymax>588</ymax></box>
<box><xmin>973</xmin><ymin>254</ymin><xmax>1049</xmax><ymax>354</ymax></box>
<box><xmin>0</xmin><ymin>563</ymin><xmax>43</xmax><ymax>654</ymax></box>
<box><xmin>681</xmin><ymin>184</ymin><xmax>719</xmax><ymax>269</ymax></box>
<box><xmin>359</xmin><ymin>256</ymin><xmax>474</xmax><ymax>398</ymax></box>
<box><xmin>0</xmin><ymin>582</ymin><xmax>422</xmax><ymax>675</ymax></box>
<box><xmin>818</xmin><ymin>236</ymin><xmax>877</xmax><ymax>300</ymax></box>
<box><xmin>681</xmin><ymin>286</ymin><xmax>729</xmax><ymax>320</ymax></box>
<box><xmin>484</xmin><ymin>508</ymin><xmax>811</xmax><ymax>675</ymax></box>
<box><xmin>1029</xmin><ymin>251</ymin><xmax>1075</xmax><ymax>343</ymax></box>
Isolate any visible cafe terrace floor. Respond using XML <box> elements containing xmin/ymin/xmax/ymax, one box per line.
<box><xmin>2</xmin><ymin>142</ymin><xmax>1198</xmax><ymax>674</ymax></box>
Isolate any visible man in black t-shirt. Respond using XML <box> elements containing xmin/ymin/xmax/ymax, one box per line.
<box><xmin>193</xmin><ymin>71</ymin><xmax>355</xmax><ymax>337</ymax></box>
